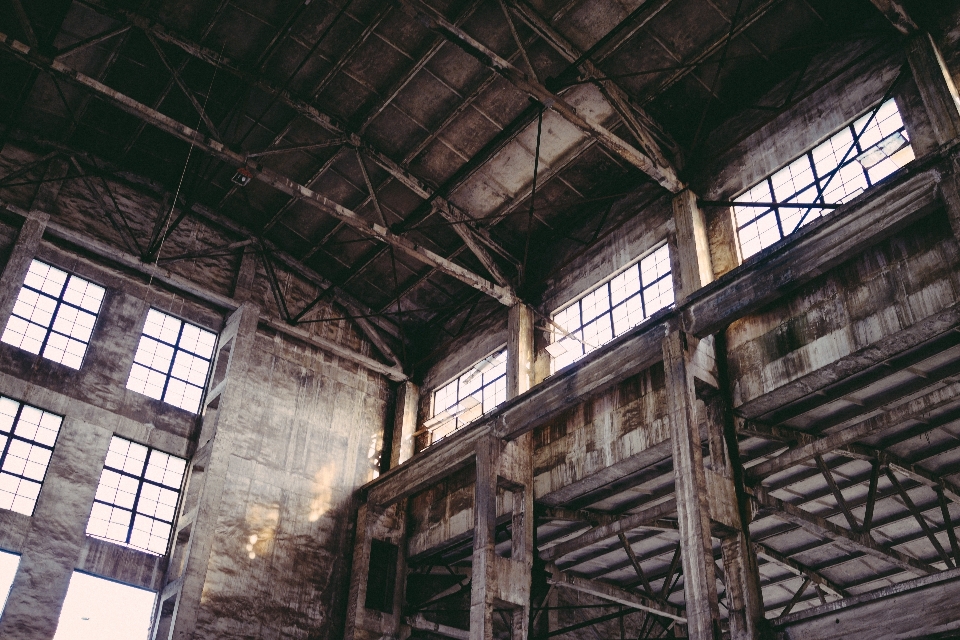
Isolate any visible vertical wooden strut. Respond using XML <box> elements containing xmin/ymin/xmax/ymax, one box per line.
<box><xmin>663</xmin><ymin>329</ymin><xmax>721</xmax><ymax>640</ymax></box>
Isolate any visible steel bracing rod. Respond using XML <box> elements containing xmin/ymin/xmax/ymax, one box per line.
<box><xmin>71</xmin><ymin>0</ymin><xmax>520</xmax><ymax>285</ymax></box>
<box><xmin>144</xmin><ymin>31</ymin><xmax>222</xmax><ymax>141</ymax></box>
<box><xmin>0</xmin><ymin>33</ymin><xmax>517</xmax><ymax>306</ymax></box>
<box><xmin>396</xmin><ymin>0</ymin><xmax>683</xmax><ymax>193</ymax></box>
<box><xmin>506</xmin><ymin>0</ymin><xmax>679</xmax><ymax>162</ymax></box>
<box><xmin>67</xmin><ymin>156</ymin><xmax>142</xmax><ymax>255</ymax></box>
<box><xmin>54</xmin><ymin>24</ymin><xmax>131</xmax><ymax>60</ymax></box>
<box><xmin>0</xmin><ymin>151</ymin><xmax>57</xmax><ymax>187</ymax></box>
<box><xmin>815</xmin><ymin>454</ymin><xmax>861</xmax><ymax>532</ymax></box>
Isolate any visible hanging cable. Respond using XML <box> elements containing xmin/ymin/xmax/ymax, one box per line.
<box><xmin>522</xmin><ymin>104</ymin><xmax>544</xmax><ymax>287</ymax></box>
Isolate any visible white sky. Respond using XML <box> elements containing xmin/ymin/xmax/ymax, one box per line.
<box><xmin>0</xmin><ymin>550</ymin><xmax>19</xmax><ymax>615</ymax></box>
<box><xmin>53</xmin><ymin>572</ymin><xmax>156</xmax><ymax>640</ymax></box>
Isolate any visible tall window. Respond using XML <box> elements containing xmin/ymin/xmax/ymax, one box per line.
<box><xmin>549</xmin><ymin>244</ymin><xmax>673</xmax><ymax>372</ymax></box>
<box><xmin>1</xmin><ymin>260</ymin><xmax>105</xmax><ymax>369</ymax></box>
<box><xmin>126</xmin><ymin>309</ymin><xmax>217</xmax><ymax>414</ymax></box>
<box><xmin>735</xmin><ymin>98</ymin><xmax>915</xmax><ymax>259</ymax></box>
<box><xmin>0</xmin><ymin>396</ymin><xmax>62</xmax><ymax>515</ymax></box>
<box><xmin>425</xmin><ymin>349</ymin><xmax>507</xmax><ymax>444</ymax></box>
<box><xmin>86</xmin><ymin>436</ymin><xmax>186</xmax><ymax>555</ymax></box>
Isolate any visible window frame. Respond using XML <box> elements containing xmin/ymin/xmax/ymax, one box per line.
<box><xmin>733</xmin><ymin>97</ymin><xmax>915</xmax><ymax>259</ymax></box>
<box><xmin>548</xmin><ymin>242</ymin><xmax>674</xmax><ymax>373</ymax></box>
<box><xmin>0</xmin><ymin>397</ymin><xmax>62</xmax><ymax>516</ymax></box>
<box><xmin>426</xmin><ymin>347</ymin><xmax>509</xmax><ymax>442</ymax></box>
<box><xmin>126</xmin><ymin>308</ymin><xmax>217</xmax><ymax>414</ymax></box>
<box><xmin>86</xmin><ymin>436</ymin><xmax>186</xmax><ymax>556</ymax></box>
<box><xmin>1</xmin><ymin>259</ymin><xmax>105</xmax><ymax>370</ymax></box>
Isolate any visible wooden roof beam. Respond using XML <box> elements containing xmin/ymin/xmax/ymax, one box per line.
<box><xmin>397</xmin><ymin>0</ymin><xmax>684</xmax><ymax>193</ymax></box>
<box><xmin>0</xmin><ymin>32</ymin><xmax>517</xmax><ymax>307</ymax></box>
<box><xmin>547</xmin><ymin>564</ymin><xmax>686</xmax><ymax>622</ymax></box>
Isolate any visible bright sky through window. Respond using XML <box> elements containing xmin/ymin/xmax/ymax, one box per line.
<box><xmin>735</xmin><ymin>98</ymin><xmax>915</xmax><ymax>259</ymax></box>
<box><xmin>426</xmin><ymin>349</ymin><xmax>507</xmax><ymax>444</ymax></box>
<box><xmin>86</xmin><ymin>436</ymin><xmax>186</xmax><ymax>555</ymax></box>
<box><xmin>549</xmin><ymin>244</ymin><xmax>673</xmax><ymax>372</ymax></box>
<box><xmin>0</xmin><ymin>396</ymin><xmax>62</xmax><ymax>515</ymax></box>
<box><xmin>1</xmin><ymin>260</ymin><xmax>104</xmax><ymax>369</ymax></box>
<box><xmin>0</xmin><ymin>550</ymin><xmax>19</xmax><ymax>616</ymax></box>
<box><xmin>126</xmin><ymin>309</ymin><xmax>217</xmax><ymax>413</ymax></box>
<box><xmin>52</xmin><ymin>572</ymin><xmax>156</xmax><ymax>640</ymax></box>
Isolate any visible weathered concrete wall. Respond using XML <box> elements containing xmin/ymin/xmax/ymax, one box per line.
<box><xmin>184</xmin><ymin>331</ymin><xmax>391</xmax><ymax>639</ymax></box>
<box><xmin>726</xmin><ymin>211</ymin><xmax>960</xmax><ymax>410</ymax></box>
<box><xmin>0</xmin><ymin>141</ymin><xmax>395</xmax><ymax>639</ymax></box>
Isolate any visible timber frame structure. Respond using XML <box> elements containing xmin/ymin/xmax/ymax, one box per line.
<box><xmin>1</xmin><ymin>0</ymin><xmax>960</xmax><ymax>639</ymax></box>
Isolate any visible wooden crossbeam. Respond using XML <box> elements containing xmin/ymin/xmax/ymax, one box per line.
<box><xmin>547</xmin><ymin>564</ymin><xmax>686</xmax><ymax>622</ymax></box>
<box><xmin>396</xmin><ymin>0</ymin><xmax>684</xmax><ymax>193</ymax></box>
<box><xmin>748</xmin><ymin>486</ymin><xmax>936</xmax><ymax>577</ymax></box>
<box><xmin>0</xmin><ymin>32</ymin><xmax>517</xmax><ymax>307</ymax></box>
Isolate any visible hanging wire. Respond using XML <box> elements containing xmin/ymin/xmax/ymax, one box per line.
<box><xmin>148</xmin><ymin>43</ymin><xmax>225</xmax><ymax>285</ymax></box>
<box><xmin>522</xmin><ymin>105</ymin><xmax>544</xmax><ymax>287</ymax></box>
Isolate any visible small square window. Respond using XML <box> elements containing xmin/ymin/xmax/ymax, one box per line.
<box><xmin>86</xmin><ymin>436</ymin><xmax>186</xmax><ymax>555</ymax></box>
<box><xmin>1</xmin><ymin>260</ymin><xmax>104</xmax><ymax>369</ymax></box>
<box><xmin>0</xmin><ymin>397</ymin><xmax>62</xmax><ymax>516</ymax></box>
<box><xmin>126</xmin><ymin>309</ymin><xmax>217</xmax><ymax>414</ymax></box>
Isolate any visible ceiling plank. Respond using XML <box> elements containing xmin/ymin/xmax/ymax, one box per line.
<box><xmin>749</xmin><ymin>485</ymin><xmax>937</xmax><ymax>577</ymax></box>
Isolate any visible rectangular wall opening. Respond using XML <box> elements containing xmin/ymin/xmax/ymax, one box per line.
<box><xmin>53</xmin><ymin>571</ymin><xmax>156</xmax><ymax>640</ymax></box>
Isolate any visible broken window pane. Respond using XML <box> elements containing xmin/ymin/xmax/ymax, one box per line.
<box><xmin>735</xmin><ymin>97</ymin><xmax>915</xmax><ymax>259</ymax></box>
<box><xmin>86</xmin><ymin>436</ymin><xmax>186</xmax><ymax>556</ymax></box>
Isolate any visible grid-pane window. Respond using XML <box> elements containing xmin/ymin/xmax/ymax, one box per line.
<box><xmin>86</xmin><ymin>436</ymin><xmax>186</xmax><ymax>555</ymax></box>
<box><xmin>0</xmin><ymin>396</ymin><xmax>62</xmax><ymax>515</ymax></box>
<box><xmin>550</xmin><ymin>244</ymin><xmax>673</xmax><ymax>372</ymax></box>
<box><xmin>126</xmin><ymin>309</ymin><xmax>217</xmax><ymax>414</ymax></box>
<box><xmin>426</xmin><ymin>349</ymin><xmax>507</xmax><ymax>444</ymax></box>
<box><xmin>1</xmin><ymin>260</ymin><xmax>104</xmax><ymax>369</ymax></box>
<box><xmin>735</xmin><ymin>98</ymin><xmax>915</xmax><ymax>259</ymax></box>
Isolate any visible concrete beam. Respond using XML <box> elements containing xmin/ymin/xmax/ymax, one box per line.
<box><xmin>682</xmin><ymin>162</ymin><xmax>943</xmax><ymax>337</ymax></box>
<box><xmin>397</xmin><ymin>0</ymin><xmax>684</xmax><ymax>193</ymax></box>
<box><xmin>867</xmin><ymin>0</ymin><xmax>918</xmax><ymax>35</ymax></box>
<box><xmin>907</xmin><ymin>32</ymin><xmax>960</xmax><ymax>147</ymax></box>
<box><xmin>0</xmin><ymin>32</ymin><xmax>517</xmax><ymax>307</ymax></box>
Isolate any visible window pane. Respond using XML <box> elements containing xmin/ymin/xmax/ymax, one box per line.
<box><xmin>87</xmin><ymin>437</ymin><xmax>185</xmax><ymax>555</ymax></box>
<box><xmin>53</xmin><ymin>572</ymin><xmax>156</xmax><ymax>640</ymax></box>
<box><xmin>0</xmin><ymin>550</ymin><xmax>19</xmax><ymax>617</ymax></box>
<box><xmin>1</xmin><ymin>261</ymin><xmax>103</xmax><ymax>369</ymax></box>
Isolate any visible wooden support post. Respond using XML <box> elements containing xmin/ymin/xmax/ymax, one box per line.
<box><xmin>507</xmin><ymin>302</ymin><xmax>534</xmax><ymax>399</ymax></box>
<box><xmin>154</xmin><ymin>302</ymin><xmax>261</xmax><ymax>640</ymax></box>
<box><xmin>343</xmin><ymin>501</ymin><xmax>409</xmax><ymax>640</ymax></box>
<box><xmin>469</xmin><ymin>432</ymin><xmax>533</xmax><ymax>639</ymax></box>
<box><xmin>672</xmin><ymin>189</ymin><xmax>714</xmax><ymax>301</ymax></box>
<box><xmin>0</xmin><ymin>210</ymin><xmax>48</xmax><ymax>328</ymax></box>
<box><xmin>663</xmin><ymin>329</ymin><xmax>721</xmax><ymax>640</ymax></box>
<box><xmin>390</xmin><ymin>381</ymin><xmax>419</xmax><ymax>468</ymax></box>
<box><xmin>906</xmin><ymin>32</ymin><xmax>960</xmax><ymax>147</ymax></box>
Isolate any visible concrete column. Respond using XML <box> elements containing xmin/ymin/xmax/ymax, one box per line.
<box><xmin>343</xmin><ymin>501</ymin><xmax>408</xmax><ymax>640</ymax></box>
<box><xmin>152</xmin><ymin>302</ymin><xmax>259</xmax><ymax>640</ymax></box>
<box><xmin>231</xmin><ymin>247</ymin><xmax>258</xmax><ymax>302</ymax></box>
<box><xmin>672</xmin><ymin>189</ymin><xmax>714</xmax><ymax>301</ymax></box>
<box><xmin>0</xmin><ymin>417</ymin><xmax>113</xmax><ymax>640</ymax></box>
<box><xmin>0</xmin><ymin>211</ymin><xmax>49</xmax><ymax>329</ymax></box>
<box><xmin>907</xmin><ymin>32</ymin><xmax>960</xmax><ymax>147</ymax></box>
<box><xmin>390</xmin><ymin>381</ymin><xmax>419</xmax><ymax>468</ymax></box>
<box><xmin>507</xmin><ymin>302</ymin><xmax>534</xmax><ymax>399</ymax></box>
<box><xmin>469</xmin><ymin>432</ymin><xmax>533</xmax><ymax>640</ymax></box>
<box><xmin>662</xmin><ymin>329</ymin><xmax>720</xmax><ymax>640</ymax></box>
